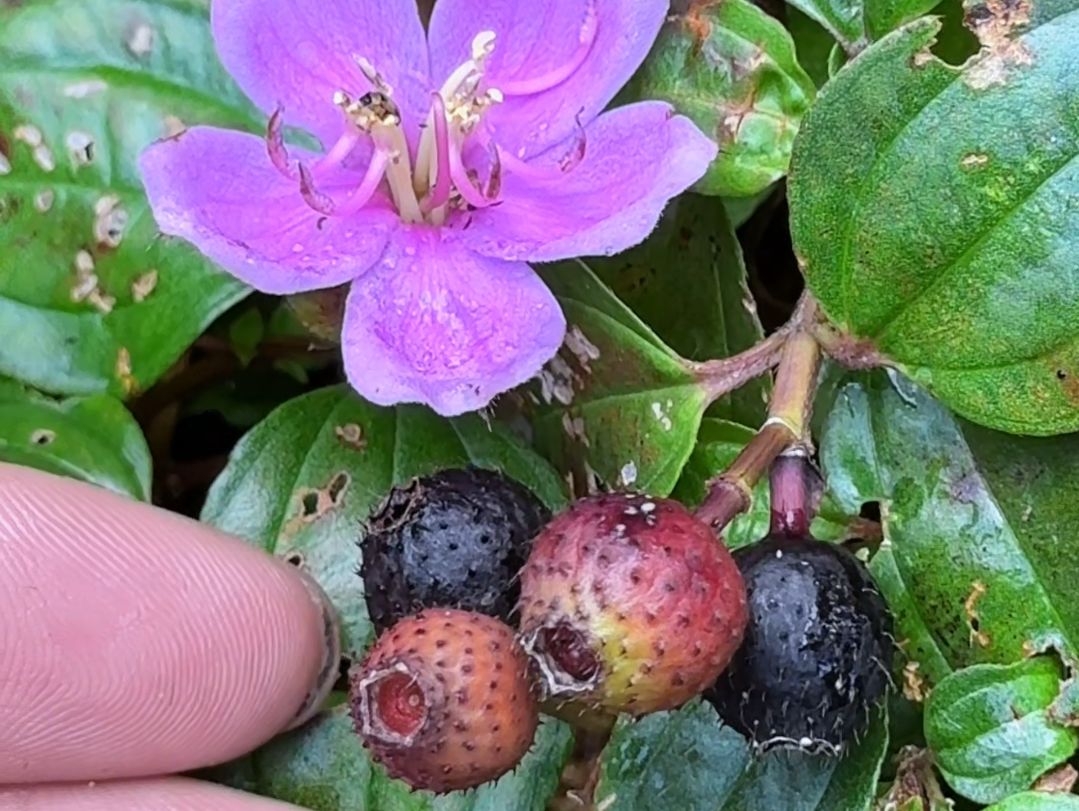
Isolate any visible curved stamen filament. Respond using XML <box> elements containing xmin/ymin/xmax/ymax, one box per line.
<box><xmin>315</xmin><ymin>131</ymin><xmax>362</xmax><ymax>177</ymax></box>
<box><xmin>267</xmin><ymin>107</ymin><xmax>297</xmax><ymax>179</ymax></box>
<box><xmin>335</xmin><ymin>149</ymin><xmax>390</xmax><ymax>217</ymax></box>
<box><xmin>448</xmin><ymin>145</ymin><xmax>498</xmax><ymax>209</ymax></box>
<box><xmin>421</xmin><ymin>93</ymin><xmax>452</xmax><ymax>216</ymax></box>
<box><xmin>498</xmin><ymin>2</ymin><xmax>597</xmax><ymax>96</ymax></box>
<box><xmin>297</xmin><ymin>149</ymin><xmax>391</xmax><ymax>218</ymax></box>
<box><xmin>474</xmin><ymin>119</ymin><xmax>586</xmax><ymax>180</ymax></box>
<box><xmin>298</xmin><ymin>163</ymin><xmax>336</xmax><ymax>215</ymax></box>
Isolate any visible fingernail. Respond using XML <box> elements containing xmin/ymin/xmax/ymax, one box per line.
<box><xmin>287</xmin><ymin>567</ymin><xmax>342</xmax><ymax>731</ymax></box>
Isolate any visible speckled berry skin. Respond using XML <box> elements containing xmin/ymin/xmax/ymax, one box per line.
<box><xmin>361</xmin><ymin>467</ymin><xmax>550</xmax><ymax>636</ymax></box>
<box><xmin>517</xmin><ymin>493</ymin><xmax>748</xmax><ymax>716</ymax></box>
<box><xmin>349</xmin><ymin>608</ymin><xmax>539</xmax><ymax>794</ymax></box>
<box><xmin>705</xmin><ymin>534</ymin><xmax>893</xmax><ymax>755</ymax></box>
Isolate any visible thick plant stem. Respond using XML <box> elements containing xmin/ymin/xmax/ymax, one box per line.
<box><xmin>695</xmin><ymin>296</ymin><xmax>823</xmax><ymax>535</ymax></box>
<box><xmin>692</xmin><ymin>329</ymin><xmax>788</xmax><ymax>403</ymax></box>
<box><xmin>768</xmin><ymin>451</ymin><xmax>824</xmax><ymax>537</ymax></box>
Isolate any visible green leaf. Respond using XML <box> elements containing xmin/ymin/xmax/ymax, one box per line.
<box><xmin>210</xmin><ymin>709</ymin><xmax>573</xmax><ymax>811</ymax></box>
<box><xmin>0</xmin><ymin>0</ymin><xmax>256</xmax><ymax>398</ymax></box>
<box><xmin>594</xmin><ymin>700</ymin><xmax>752</xmax><ymax>811</ymax></box>
<box><xmin>529</xmin><ymin>260</ymin><xmax>709</xmax><ymax>497</ymax></box>
<box><xmin>787</xmin><ymin>8</ymin><xmax>838</xmax><ymax>89</ymax></box>
<box><xmin>594</xmin><ymin>700</ymin><xmax>889</xmax><ymax>811</ymax></box>
<box><xmin>672</xmin><ymin>418</ymin><xmax>853</xmax><ymax>549</ymax></box>
<box><xmin>586</xmin><ymin>195</ymin><xmax>769</xmax><ymax>427</ymax></box>
<box><xmin>924</xmin><ymin>657</ymin><xmax>1078</xmax><ymax>804</ymax></box>
<box><xmin>228</xmin><ymin>306</ymin><xmax>265</xmax><ymax>367</ymax></box>
<box><xmin>820</xmin><ymin>373</ymin><xmax>1079</xmax><ymax>686</ymax></box>
<box><xmin>721</xmin><ymin>707</ymin><xmax>888</xmax><ymax>811</ymax></box>
<box><xmin>0</xmin><ymin>380</ymin><xmax>151</xmax><ymax>499</ymax></box>
<box><xmin>785</xmin><ymin>0</ymin><xmax>866</xmax><ymax>53</ymax></box>
<box><xmin>628</xmin><ymin>0</ymin><xmax>816</xmax><ymax>197</ymax></box>
<box><xmin>987</xmin><ymin>793</ymin><xmax>1079</xmax><ymax>811</ymax></box>
<box><xmin>865</xmin><ymin>0</ymin><xmax>942</xmax><ymax>40</ymax></box>
<box><xmin>201</xmin><ymin>385</ymin><xmax>568</xmax><ymax>658</ymax></box>
<box><xmin>789</xmin><ymin>8</ymin><xmax>1079</xmax><ymax>436</ymax></box>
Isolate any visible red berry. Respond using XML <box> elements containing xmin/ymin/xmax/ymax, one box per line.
<box><xmin>349</xmin><ymin>608</ymin><xmax>539</xmax><ymax>793</ymax></box>
<box><xmin>517</xmin><ymin>493</ymin><xmax>748</xmax><ymax>716</ymax></box>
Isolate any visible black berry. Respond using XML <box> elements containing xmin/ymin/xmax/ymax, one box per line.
<box><xmin>705</xmin><ymin>533</ymin><xmax>893</xmax><ymax>755</ymax></box>
<box><xmin>360</xmin><ymin>467</ymin><xmax>549</xmax><ymax>635</ymax></box>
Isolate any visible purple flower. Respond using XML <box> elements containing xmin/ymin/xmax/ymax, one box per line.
<box><xmin>139</xmin><ymin>0</ymin><xmax>717</xmax><ymax>416</ymax></box>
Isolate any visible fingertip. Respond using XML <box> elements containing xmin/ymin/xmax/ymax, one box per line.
<box><xmin>0</xmin><ymin>777</ymin><xmax>305</xmax><ymax>810</ymax></box>
<box><xmin>0</xmin><ymin>463</ymin><xmax>340</xmax><ymax>782</ymax></box>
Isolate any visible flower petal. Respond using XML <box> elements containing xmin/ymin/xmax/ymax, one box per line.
<box><xmin>139</xmin><ymin>127</ymin><xmax>397</xmax><ymax>295</ymax></box>
<box><xmin>341</xmin><ymin>229</ymin><xmax>566</xmax><ymax>416</ymax></box>
<box><xmin>212</xmin><ymin>0</ymin><xmax>430</xmax><ymax>148</ymax></box>
<box><xmin>455</xmin><ymin>102</ymin><xmax>718</xmax><ymax>263</ymax></box>
<box><xmin>428</xmin><ymin>0</ymin><xmax>667</xmax><ymax>160</ymax></box>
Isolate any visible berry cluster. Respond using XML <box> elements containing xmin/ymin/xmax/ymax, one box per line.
<box><xmin>348</xmin><ymin>460</ymin><xmax>893</xmax><ymax>794</ymax></box>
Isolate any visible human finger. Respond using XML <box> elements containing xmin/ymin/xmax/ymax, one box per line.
<box><xmin>0</xmin><ymin>777</ymin><xmax>306</xmax><ymax>810</ymax></box>
<box><xmin>0</xmin><ymin>463</ymin><xmax>340</xmax><ymax>784</ymax></box>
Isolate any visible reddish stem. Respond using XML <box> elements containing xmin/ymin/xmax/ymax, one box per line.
<box><xmin>768</xmin><ymin>451</ymin><xmax>824</xmax><ymax>537</ymax></box>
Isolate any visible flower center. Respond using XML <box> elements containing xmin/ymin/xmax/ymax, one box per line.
<box><xmin>266</xmin><ymin>6</ymin><xmax>597</xmax><ymax>227</ymax></box>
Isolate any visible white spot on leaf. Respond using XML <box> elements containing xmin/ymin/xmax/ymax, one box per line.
<box><xmin>32</xmin><ymin>145</ymin><xmax>55</xmax><ymax>172</ymax></box>
<box><xmin>126</xmin><ymin>22</ymin><xmax>155</xmax><ymax>57</ymax></box>
<box><xmin>66</xmin><ymin>131</ymin><xmax>95</xmax><ymax>167</ymax></box>
<box><xmin>94</xmin><ymin>194</ymin><xmax>128</xmax><ymax>247</ymax></box>
<box><xmin>64</xmin><ymin>80</ymin><xmax>108</xmax><ymax>98</ymax></box>
<box><xmin>14</xmin><ymin>124</ymin><xmax>43</xmax><ymax>147</ymax></box>
<box><xmin>34</xmin><ymin>190</ymin><xmax>54</xmax><ymax>212</ymax></box>
<box><xmin>619</xmin><ymin>461</ymin><xmax>637</xmax><ymax>487</ymax></box>
<box><xmin>564</xmin><ymin>324</ymin><xmax>600</xmax><ymax>372</ymax></box>
<box><xmin>131</xmin><ymin>269</ymin><xmax>159</xmax><ymax>303</ymax></box>
<box><xmin>651</xmin><ymin>400</ymin><xmax>673</xmax><ymax>431</ymax></box>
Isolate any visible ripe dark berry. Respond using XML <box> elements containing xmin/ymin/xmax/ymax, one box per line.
<box><xmin>517</xmin><ymin>493</ymin><xmax>748</xmax><ymax>716</ymax></box>
<box><xmin>361</xmin><ymin>467</ymin><xmax>549</xmax><ymax>635</ymax></box>
<box><xmin>350</xmin><ymin>608</ymin><xmax>539</xmax><ymax>793</ymax></box>
<box><xmin>705</xmin><ymin>534</ymin><xmax>894</xmax><ymax>755</ymax></box>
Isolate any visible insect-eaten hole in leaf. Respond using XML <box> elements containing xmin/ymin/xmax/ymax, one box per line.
<box><xmin>283</xmin><ymin>549</ymin><xmax>306</xmax><ymax>568</ymax></box>
<box><xmin>964</xmin><ymin>581</ymin><xmax>991</xmax><ymax>648</ymax></box>
<box><xmin>29</xmin><ymin>428</ymin><xmax>56</xmax><ymax>446</ymax></box>
<box><xmin>284</xmin><ymin>471</ymin><xmax>351</xmax><ymax>539</ymax></box>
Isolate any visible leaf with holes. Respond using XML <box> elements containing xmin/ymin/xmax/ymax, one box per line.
<box><xmin>201</xmin><ymin>385</ymin><xmax>567</xmax><ymax>658</ymax></box>
<box><xmin>789</xmin><ymin>6</ymin><xmax>1079</xmax><ymax>435</ymax></box>
<box><xmin>925</xmin><ymin>657</ymin><xmax>1078</xmax><ymax>804</ymax></box>
<box><xmin>626</xmin><ymin>0</ymin><xmax>816</xmax><ymax>197</ymax></box>
<box><xmin>587</xmin><ymin>194</ymin><xmax>769</xmax><ymax>428</ymax></box>
<box><xmin>593</xmin><ymin>699</ymin><xmax>889</xmax><ymax>811</ymax></box>
<box><xmin>206</xmin><ymin>709</ymin><xmax>573</xmax><ymax>811</ymax></box>
<box><xmin>0</xmin><ymin>378</ymin><xmax>151</xmax><ymax>499</ymax></box>
<box><xmin>528</xmin><ymin>260</ymin><xmax>713</xmax><ymax>497</ymax></box>
<box><xmin>0</xmin><ymin>0</ymin><xmax>258</xmax><ymax>397</ymax></box>
<box><xmin>820</xmin><ymin>372</ymin><xmax>1079</xmax><ymax>692</ymax></box>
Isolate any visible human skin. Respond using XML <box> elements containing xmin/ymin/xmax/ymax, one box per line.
<box><xmin>0</xmin><ymin>462</ymin><xmax>337</xmax><ymax>810</ymax></box>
